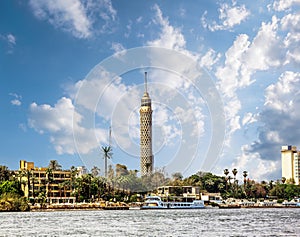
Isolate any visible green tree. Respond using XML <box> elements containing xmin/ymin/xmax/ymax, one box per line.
<box><xmin>0</xmin><ymin>180</ymin><xmax>23</xmax><ymax>196</ymax></box>
<box><xmin>232</xmin><ymin>168</ymin><xmax>238</xmax><ymax>197</ymax></box>
<box><xmin>243</xmin><ymin>171</ymin><xmax>248</xmax><ymax>196</ymax></box>
<box><xmin>102</xmin><ymin>146</ymin><xmax>112</xmax><ymax>178</ymax></box>
<box><xmin>46</xmin><ymin>168</ymin><xmax>53</xmax><ymax>198</ymax></box>
<box><xmin>0</xmin><ymin>193</ymin><xmax>29</xmax><ymax>211</ymax></box>
<box><xmin>115</xmin><ymin>164</ymin><xmax>129</xmax><ymax>177</ymax></box>
<box><xmin>21</xmin><ymin>169</ymin><xmax>33</xmax><ymax>198</ymax></box>
<box><xmin>0</xmin><ymin>166</ymin><xmax>10</xmax><ymax>182</ymax></box>
<box><xmin>224</xmin><ymin>169</ymin><xmax>229</xmax><ymax>191</ymax></box>
<box><xmin>70</xmin><ymin>166</ymin><xmax>78</xmax><ymax>194</ymax></box>
<box><xmin>48</xmin><ymin>160</ymin><xmax>62</xmax><ymax>171</ymax></box>
<box><xmin>91</xmin><ymin>166</ymin><xmax>100</xmax><ymax>177</ymax></box>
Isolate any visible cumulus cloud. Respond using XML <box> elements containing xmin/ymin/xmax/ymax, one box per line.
<box><xmin>29</xmin><ymin>0</ymin><xmax>117</xmax><ymax>38</ymax></box>
<box><xmin>242</xmin><ymin>112</ymin><xmax>257</xmax><ymax>126</ymax></box>
<box><xmin>272</xmin><ymin>0</ymin><xmax>300</xmax><ymax>11</ymax></box>
<box><xmin>233</xmin><ymin>145</ymin><xmax>280</xmax><ymax>181</ymax></box>
<box><xmin>281</xmin><ymin>13</ymin><xmax>300</xmax><ymax>65</ymax></box>
<box><xmin>248</xmin><ymin>71</ymin><xmax>300</xmax><ymax>162</ymax></box>
<box><xmin>28</xmin><ymin>97</ymin><xmax>107</xmax><ymax>154</ymax></box>
<box><xmin>215</xmin><ymin>15</ymin><xmax>285</xmax><ymax>142</ymax></box>
<box><xmin>202</xmin><ymin>1</ymin><xmax>250</xmax><ymax>31</ymax></box>
<box><xmin>147</xmin><ymin>4</ymin><xmax>186</xmax><ymax>50</ymax></box>
<box><xmin>244</xmin><ymin>16</ymin><xmax>282</xmax><ymax>71</ymax></box>
<box><xmin>199</xmin><ymin>48</ymin><xmax>221</xmax><ymax>70</ymax></box>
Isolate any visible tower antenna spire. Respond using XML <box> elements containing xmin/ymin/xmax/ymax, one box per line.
<box><xmin>144</xmin><ymin>71</ymin><xmax>148</xmax><ymax>93</ymax></box>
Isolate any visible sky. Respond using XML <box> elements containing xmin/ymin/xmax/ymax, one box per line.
<box><xmin>1</xmin><ymin>0</ymin><xmax>300</xmax><ymax>182</ymax></box>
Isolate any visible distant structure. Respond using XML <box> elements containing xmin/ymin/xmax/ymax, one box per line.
<box><xmin>76</xmin><ymin>166</ymin><xmax>88</xmax><ymax>177</ymax></box>
<box><xmin>140</xmin><ymin>72</ymin><xmax>154</xmax><ymax>176</ymax></box>
<box><xmin>281</xmin><ymin>145</ymin><xmax>300</xmax><ymax>185</ymax></box>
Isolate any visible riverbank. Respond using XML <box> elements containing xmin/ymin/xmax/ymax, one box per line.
<box><xmin>30</xmin><ymin>201</ymin><xmax>131</xmax><ymax>211</ymax></box>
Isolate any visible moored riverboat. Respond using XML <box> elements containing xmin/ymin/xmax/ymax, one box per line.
<box><xmin>141</xmin><ymin>196</ymin><xmax>205</xmax><ymax>209</ymax></box>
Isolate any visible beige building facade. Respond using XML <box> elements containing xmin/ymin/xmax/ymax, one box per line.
<box><xmin>19</xmin><ymin>160</ymin><xmax>74</xmax><ymax>203</ymax></box>
<box><xmin>281</xmin><ymin>145</ymin><xmax>300</xmax><ymax>185</ymax></box>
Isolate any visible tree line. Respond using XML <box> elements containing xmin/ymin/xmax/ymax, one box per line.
<box><xmin>0</xmin><ymin>163</ymin><xmax>299</xmax><ymax>211</ymax></box>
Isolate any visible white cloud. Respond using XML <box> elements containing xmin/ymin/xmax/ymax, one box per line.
<box><xmin>7</xmin><ymin>34</ymin><xmax>16</xmax><ymax>45</ymax></box>
<box><xmin>9</xmin><ymin>93</ymin><xmax>22</xmax><ymax>106</ymax></box>
<box><xmin>214</xmin><ymin>15</ymin><xmax>285</xmax><ymax>152</ymax></box>
<box><xmin>244</xmin><ymin>16</ymin><xmax>282</xmax><ymax>71</ymax></box>
<box><xmin>233</xmin><ymin>145</ymin><xmax>280</xmax><ymax>181</ymax></box>
<box><xmin>29</xmin><ymin>0</ymin><xmax>117</xmax><ymax>38</ymax></box>
<box><xmin>28</xmin><ymin>97</ymin><xmax>107</xmax><ymax>154</ymax></box>
<box><xmin>111</xmin><ymin>42</ymin><xmax>125</xmax><ymax>55</ymax></box>
<box><xmin>272</xmin><ymin>0</ymin><xmax>300</xmax><ymax>11</ymax></box>
<box><xmin>217</xmin><ymin>16</ymin><xmax>282</xmax><ymax>114</ymax></box>
<box><xmin>249</xmin><ymin>71</ymin><xmax>300</xmax><ymax>163</ymax></box>
<box><xmin>30</xmin><ymin>0</ymin><xmax>91</xmax><ymax>38</ymax></box>
<box><xmin>147</xmin><ymin>4</ymin><xmax>186</xmax><ymax>50</ymax></box>
<box><xmin>202</xmin><ymin>2</ymin><xmax>250</xmax><ymax>31</ymax></box>
<box><xmin>199</xmin><ymin>48</ymin><xmax>221</xmax><ymax>70</ymax></box>
<box><xmin>242</xmin><ymin>112</ymin><xmax>257</xmax><ymax>126</ymax></box>
<box><xmin>1</xmin><ymin>33</ymin><xmax>16</xmax><ymax>53</ymax></box>
<box><xmin>136</xmin><ymin>16</ymin><xmax>143</xmax><ymax>23</ymax></box>
<box><xmin>264</xmin><ymin>71</ymin><xmax>300</xmax><ymax>111</ymax></box>
<box><xmin>281</xmin><ymin>13</ymin><xmax>300</xmax><ymax>65</ymax></box>
<box><xmin>11</xmin><ymin>99</ymin><xmax>21</xmax><ymax>106</ymax></box>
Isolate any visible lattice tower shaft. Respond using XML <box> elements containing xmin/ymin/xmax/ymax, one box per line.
<box><xmin>140</xmin><ymin>94</ymin><xmax>153</xmax><ymax>176</ymax></box>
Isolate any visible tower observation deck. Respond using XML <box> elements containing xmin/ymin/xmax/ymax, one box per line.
<box><xmin>140</xmin><ymin>72</ymin><xmax>153</xmax><ymax>176</ymax></box>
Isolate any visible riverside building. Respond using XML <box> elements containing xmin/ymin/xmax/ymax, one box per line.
<box><xmin>19</xmin><ymin>160</ymin><xmax>75</xmax><ymax>203</ymax></box>
<box><xmin>281</xmin><ymin>145</ymin><xmax>300</xmax><ymax>185</ymax></box>
<box><xmin>140</xmin><ymin>72</ymin><xmax>154</xmax><ymax>176</ymax></box>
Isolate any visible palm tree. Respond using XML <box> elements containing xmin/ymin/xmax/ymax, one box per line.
<box><xmin>22</xmin><ymin>169</ymin><xmax>33</xmax><ymax>198</ymax></box>
<box><xmin>70</xmin><ymin>166</ymin><xmax>78</xmax><ymax>194</ymax></box>
<box><xmin>232</xmin><ymin>168</ymin><xmax>238</xmax><ymax>181</ymax></box>
<box><xmin>102</xmin><ymin>146</ymin><xmax>112</xmax><ymax>178</ymax></box>
<box><xmin>281</xmin><ymin>177</ymin><xmax>286</xmax><ymax>184</ymax></box>
<box><xmin>242</xmin><ymin>171</ymin><xmax>248</xmax><ymax>197</ymax></box>
<box><xmin>91</xmin><ymin>166</ymin><xmax>100</xmax><ymax>177</ymax></box>
<box><xmin>48</xmin><ymin>160</ymin><xmax>62</xmax><ymax>171</ymax></box>
<box><xmin>62</xmin><ymin>180</ymin><xmax>71</xmax><ymax>198</ymax></box>
<box><xmin>204</xmin><ymin>179</ymin><xmax>215</xmax><ymax>192</ymax></box>
<box><xmin>224</xmin><ymin>169</ymin><xmax>229</xmax><ymax>191</ymax></box>
<box><xmin>30</xmin><ymin>174</ymin><xmax>38</xmax><ymax>199</ymax></box>
<box><xmin>58</xmin><ymin>182</ymin><xmax>64</xmax><ymax>199</ymax></box>
<box><xmin>17</xmin><ymin>170</ymin><xmax>26</xmax><ymax>194</ymax></box>
<box><xmin>243</xmin><ymin>171</ymin><xmax>248</xmax><ymax>188</ymax></box>
<box><xmin>232</xmin><ymin>168</ymin><xmax>238</xmax><ymax>197</ymax></box>
<box><xmin>0</xmin><ymin>165</ymin><xmax>10</xmax><ymax>182</ymax></box>
<box><xmin>46</xmin><ymin>168</ymin><xmax>53</xmax><ymax>199</ymax></box>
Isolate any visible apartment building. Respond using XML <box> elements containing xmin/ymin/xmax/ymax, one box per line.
<box><xmin>19</xmin><ymin>160</ymin><xmax>75</xmax><ymax>203</ymax></box>
<box><xmin>281</xmin><ymin>145</ymin><xmax>300</xmax><ymax>185</ymax></box>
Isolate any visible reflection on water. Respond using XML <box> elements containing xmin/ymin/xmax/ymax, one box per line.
<box><xmin>0</xmin><ymin>208</ymin><xmax>299</xmax><ymax>236</ymax></box>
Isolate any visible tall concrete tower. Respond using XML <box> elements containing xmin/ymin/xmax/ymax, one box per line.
<box><xmin>140</xmin><ymin>72</ymin><xmax>153</xmax><ymax>176</ymax></box>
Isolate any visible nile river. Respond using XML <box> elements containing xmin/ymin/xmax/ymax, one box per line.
<box><xmin>0</xmin><ymin>208</ymin><xmax>299</xmax><ymax>236</ymax></box>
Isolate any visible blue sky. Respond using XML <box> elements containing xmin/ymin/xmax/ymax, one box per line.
<box><xmin>1</xmin><ymin>0</ymin><xmax>300</xmax><ymax>181</ymax></box>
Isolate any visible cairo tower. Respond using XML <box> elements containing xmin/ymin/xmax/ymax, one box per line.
<box><xmin>140</xmin><ymin>72</ymin><xmax>154</xmax><ymax>176</ymax></box>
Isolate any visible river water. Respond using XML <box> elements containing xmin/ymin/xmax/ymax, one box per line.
<box><xmin>0</xmin><ymin>208</ymin><xmax>299</xmax><ymax>236</ymax></box>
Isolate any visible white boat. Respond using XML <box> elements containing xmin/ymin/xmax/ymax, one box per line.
<box><xmin>141</xmin><ymin>196</ymin><xmax>205</xmax><ymax>209</ymax></box>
